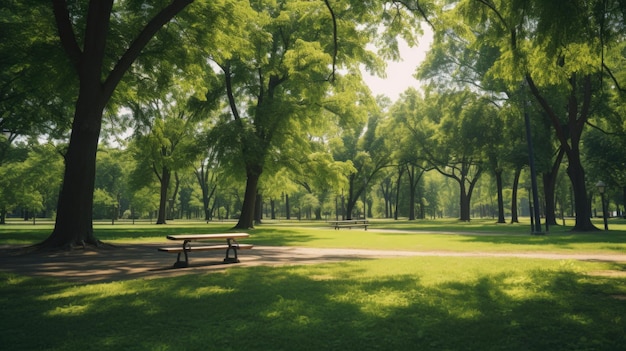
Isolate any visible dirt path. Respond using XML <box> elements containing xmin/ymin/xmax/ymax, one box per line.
<box><xmin>1</xmin><ymin>243</ymin><xmax>624</xmax><ymax>283</ymax></box>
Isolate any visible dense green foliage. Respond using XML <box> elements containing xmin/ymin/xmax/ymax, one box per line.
<box><xmin>1</xmin><ymin>0</ymin><xmax>625</xmax><ymax>239</ymax></box>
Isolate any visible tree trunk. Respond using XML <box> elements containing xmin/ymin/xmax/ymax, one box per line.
<box><xmin>408</xmin><ymin>180</ymin><xmax>416</xmax><ymax>220</ymax></box>
<box><xmin>526</xmin><ymin>73</ymin><xmax>596</xmax><ymax>231</ymax></box>
<box><xmin>459</xmin><ymin>183</ymin><xmax>471</xmax><ymax>221</ymax></box>
<box><xmin>544</xmin><ymin>148</ymin><xmax>564</xmax><ymax>226</ymax></box>
<box><xmin>156</xmin><ymin>166</ymin><xmax>170</xmax><ymax>224</ymax></box>
<box><xmin>235</xmin><ymin>166</ymin><xmax>261</xmax><ymax>229</ymax></box>
<box><xmin>622</xmin><ymin>186</ymin><xmax>626</xmax><ymax>218</ymax></box>
<box><xmin>254</xmin><ymin>192</ymin><xmax>262</xmax><ymax>225</ymax></box>
<box><xmin>567</xmin><ymin>153</ymin><xmax>598</xmax><ymax>231</ymax></box>
<box><xmin>40</xmin><ymin>0</ymin><xmax>194</xmax><ymax>249</ymax></box>
<box><xmin>394</xmin><ymin>167</ymin><xmax>404</xmax><ymax>220</ymax></box>
<box><xmin>543</xmin><ymin>173</ymin><xmax>556</xmax><ymax>226</ymax></box>
<box><xmin>510</xmin><ymin>166</ymin><xmax>522</xmax><ymax>223</ymax></box>
<box><xmin>495</xmin><ymin>169</ymin><xmax>505</xmax><ymax>223</ymax></box>
<box><xmin>42</xmin><ymin>94</ymin><xmax>104</xmax><ymax>248</ymax></box>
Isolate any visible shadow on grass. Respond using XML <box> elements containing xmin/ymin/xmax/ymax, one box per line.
<box><xmin>0</xmin><ymin>224</ymin><xmax>317</xmax><ymax>247</ymax></box>
<box><xmin>458</xmin><ymin>231</ymin><xmax>626</xmax><ymax>248</ymax></box>
<box><xmin>2</xmin><ymin>260</ymin><xmax>625</xmax><ymax>351</ymax></box>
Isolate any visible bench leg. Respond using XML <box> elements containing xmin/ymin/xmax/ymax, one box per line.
<box><xmin>224</xmin><ymin>239</ymin><xmax>240</xmax><ymax>263</ymax></box>
<box><xmin>172</xmin><ymin>240</ymin><xmax>191</xmax><ymax>268</ymax></box>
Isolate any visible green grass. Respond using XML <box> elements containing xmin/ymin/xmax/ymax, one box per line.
<box><xmin>1</xmin><ymin>257</ymin><xmax>625</xmax><ymax>350</ymax></box>
<box><xmin>1</xmin><ymin>217</ymin><xmax>626</xmax><ymax>254</ymax></box>
<box><xmin>1</xmin><ymin>218</ymin><xmax>625</xmax><ymax>350</ymax></box>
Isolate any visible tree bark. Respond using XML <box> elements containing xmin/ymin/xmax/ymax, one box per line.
<box><xmin>42</xmin><ymin>73</ymin><xmax>108</xmax><ymax>247</ymax></box>
<box><xmin>254</xmin><ymin>192</ymin><xmax>262</xmax><ymax>225</ymax></box>
<box><xmin>459</xmin><ymin>181</ymin><xmax>471</xmax><ymax>221</ymax></box>
<box><xmin>235</xmin><ymin>165</ymin><xmax>261</xmax><ymax>229</ymax></box>
<box><xmin>156</xmin><ymin>166</ymin><xmax>170</xmax><ymax>224</ymax></box>
<box><xmin>394</xmin><ymin>166</ymin><xmax>404</xmax><ymax>220</ymax></box>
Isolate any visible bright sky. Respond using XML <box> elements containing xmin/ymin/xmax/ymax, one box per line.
<box><xmin>363</xmin><ymin>29</ymin><xmax>434</xmax><ymax>102</ymax></box>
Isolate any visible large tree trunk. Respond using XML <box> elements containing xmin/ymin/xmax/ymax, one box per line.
<box><xmin>235</xmin><ymin>165</ymin><xmax>261</xmax><ymax>229</ymax></box>
<box><xmin>42</xmin><ymin>94</ymin><xmax>105</xmax><ymax>248</ymax></box>
<box><xmin>567</xmin><ymin>153</ymin><xmax>597</xmax><ymax>231</ymax></box>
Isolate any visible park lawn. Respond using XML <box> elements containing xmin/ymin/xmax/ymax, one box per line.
<box><xmin>1</xmin><ymin>218</ymin><xmax>626</xmax><ymax>254</ymax></box>
<box><xmin>1</xmin><ymin>219</ymin><xmax>625</xmax><ymax>350</ymax></box>
<box><xmin>1</xmin><ymin>256</ymin><xmax>625</xmax><ymax>351</ymax></box>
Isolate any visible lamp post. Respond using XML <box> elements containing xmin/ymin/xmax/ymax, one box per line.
<box><xmin>521</xmin><ymin>82</ymin><xmax>542</xmax><ymax>234</ymax></box>
<box><xmin>596</xmin><ymin>181</ymin><xmax>609</xmax><ymax>231</ymax></box>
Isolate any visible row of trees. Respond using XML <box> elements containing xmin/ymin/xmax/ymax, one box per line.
<box><xmin>3</xmin><ymin>134</ymin><xmax>608</xmax><ymax>225</ymax></box>
<box><xmin>1</xmin><ymin>0</ymin><xmax>625</xmax><ymax>248</ymax></box>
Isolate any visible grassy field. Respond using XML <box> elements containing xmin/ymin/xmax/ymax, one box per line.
<box><xmin>1</xmin><ymin>218</ymin><xmax>625</xmax><ymax>350</ymax></box>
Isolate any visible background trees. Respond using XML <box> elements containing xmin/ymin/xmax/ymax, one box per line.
<box><xmin>2</xmin><ymin>0</ymin><xmax>624</xmax><ymax>237</ymax></box>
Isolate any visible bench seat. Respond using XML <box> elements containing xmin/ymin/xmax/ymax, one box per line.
<box><xmin>158</xmin><ymin>244</ymin><xmax>253</xmax><ymax>253</ymax></box>
<box><xmin>330</xmin><ymin>221</ymin><xmax>369</xmax><ymax>230</ymax></box>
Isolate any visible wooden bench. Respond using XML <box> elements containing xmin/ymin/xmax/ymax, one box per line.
<box><xmin>328</xmin><ymin>220</ymin><xmax>369</xmax><ymax>230</ymax></box>
<box><xmin>158</xmin><ymin>233</ymin><xmax>253</xmax><ymax>268</ymax></box>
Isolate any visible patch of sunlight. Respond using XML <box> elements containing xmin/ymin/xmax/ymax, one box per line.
<box><xmin>563</xmin><ymin>313</ymin><xmax>593</xmax><ymax>325</ymax></box>
<box><xmin>3</xmin><ymin>274</ymin><xmax>29</xmax><ymax>285</ymax></box>
<box><xmin>39</xmin><ymin>281</ymin><xmax>139</xmax><ymax>302</ymax></box>
<box><xmin>332</xmin><ymin>288</ymin><xmax>411</xmax><ymax>318</ymax></box>
<box><xmin>46</xmin><ymin>303</ymin><xmax>90</xmax><ymax>317</ymax></box>
<box><xmin>176</xmin><ymin>286</ymin><xmax>235</xmax><ymax>298</ymax></box>
<box><xmin>309</xmin><ymin>274</ymin><xmax>336</xmax><ymax>281</ymax></box>
<box><xmin>262</xmin><ymin>296</ymin><xmax>312</xmax><ymax>325</ymax></box>
<box><xmin>558</xmin><ymin>260</ymin><xmax>585</xmax><ymax>273</ymax></box>
<box><xmin>451</xmin><ymin>307</ymin><xmax>482</xmax><ymax>319</ymax></box>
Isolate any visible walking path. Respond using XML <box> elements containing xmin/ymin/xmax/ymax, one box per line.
<box><xmin>1</xmin><ymin>243</ymin><xmax>624</xmax><ymax>283</ymax></box>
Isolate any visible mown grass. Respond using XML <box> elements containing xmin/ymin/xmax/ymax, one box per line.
<box><xmin>1</xmin><ymin>257</ymin><xmax>625</xmax><ymax>350</ymax></box>
<box><xmin>2</xmin><ymin>217</ymin><xmax>625</xmax><ymax>254</ymax></box>
<box><xmin>1</xmin><ymin>218</ymin><xmax>625</xmax><ymax>350</ymax></box>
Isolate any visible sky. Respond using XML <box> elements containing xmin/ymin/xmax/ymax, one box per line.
<box><xmin>362</xmin><ymin>29</ymin><xmax>434</xmax><ymax>102</ymax></box>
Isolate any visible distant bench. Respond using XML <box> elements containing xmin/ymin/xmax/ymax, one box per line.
<box><xmin>158</xmin><ymin>233</ymin><xmax>253</xmax><ymax>268</ymax></box>
<box><xmin>328</xmin><ymin>220</ymin><xmax>369</xmax><ymax>230</ymax></box>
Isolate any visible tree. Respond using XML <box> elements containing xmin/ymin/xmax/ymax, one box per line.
<box><xmin>448</xmin><ymin>0</ymin><xmax>626</xmax><ymax>230</ymax></box>
<box><xmin>37</xmin><ymin>0</ymin><xmax>195</xmax><ymax>248</ymax></box>
<box><xmin>0</xmin><ymin>143</ymin><xmax>62</xmax><ymax>224</ymax></box>
<box><xmin>395</xmin><ymin>89</ymin><xmax>488</xmax><ymax>221</ymax></box>
<box><xmin>332</xmin><ymin>110</ymin><xmax>392</xmax><ymax>220</ymax></box>
<box><xmin>1</xmin><ymin>1</ymin><xmax>74</xmax><ymax>160</ymax></box>
<box><xmin>200</xmin><ymin>0</ymin><xmax>429</xmax><ymax>228</ymax></box>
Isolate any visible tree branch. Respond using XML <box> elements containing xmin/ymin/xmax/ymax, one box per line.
<box><xmin>602</xmin><ymin>62</ymin><xmax>626</xmax><ymax>92</ymax></box>
<box><xmin>396</xmin><ymin>1</ymin><xmax>435</xmax><ymax>29</ymax></box>
<box><xmin>52</xmin><ymin>0</ymin><xmax>82</xmax><ymax>68</ymax></box>
<box><xmin>104</xmin><ymin>0</ymin><xmax>194</xmax><ymax>100</ymax></box>
<box><xmin>323</xmin><ymin>0</ymin><xmax>338</xmax><ymax>82</ymax></box>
